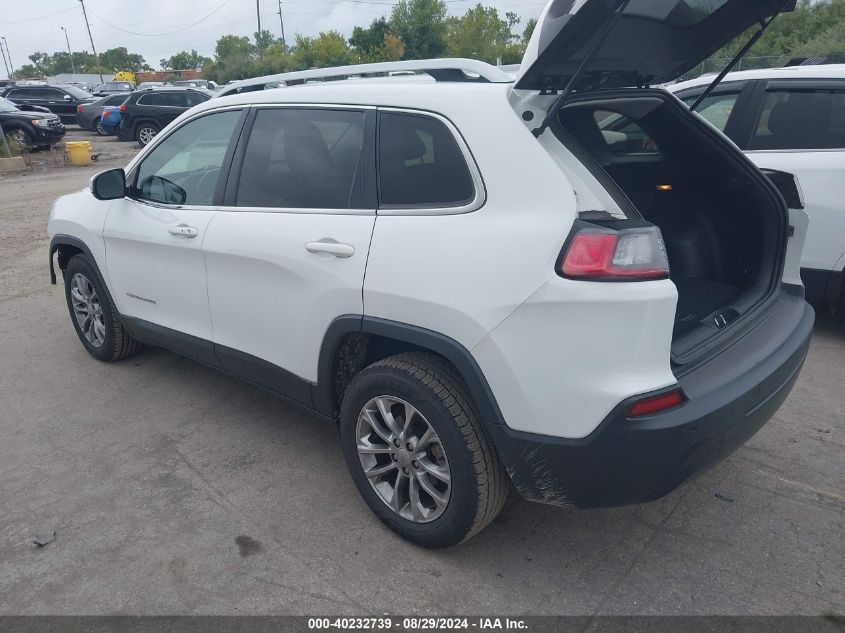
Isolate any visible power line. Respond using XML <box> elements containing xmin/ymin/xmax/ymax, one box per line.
<box><xmin>88</xmin><ymin>0</ymin><xmax>232</xmax><ymax>38</ymax></box>
<box><xmin>0</xmin><ymin>6</ymin><xmax>77</xmax><ymax>26</ymax></box>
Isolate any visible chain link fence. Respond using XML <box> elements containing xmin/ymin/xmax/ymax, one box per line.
<box><xmin>676</xmin><ymin>55</ymin><xmax>791</xmax><ymax>82</ymax></box>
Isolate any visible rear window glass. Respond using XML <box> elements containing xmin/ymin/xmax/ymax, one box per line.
<box><xmin>235</xmin><ymin>108</ymin><xmax>365</xmax><ymax>209</ymax></box>
<box><xmin>378</xmin><ymin>112</ymin><xmax>474</xmax><ymax>207</ymax></box>
<box><xmin>594</xmin><ymin>110</ymin><xmax>661</xmax><ymax>155</ymax></box>
<box><xmin>681</xmin><ymin>92</ymin><xmax>739</xmax><ymax>132</ymax></box>
<box><xmin>749</xmin><ymin>89</ymin><xmax>845</xmax><ymax>150</ymax></box>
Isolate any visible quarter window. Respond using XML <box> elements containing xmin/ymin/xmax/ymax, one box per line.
<box><xmin>235</xmin><ymin>108</ymin><xmax>366</xmax><ymax>209</ymax></box>
<box><xmin>749</xmin><ymin>89</ymin><xmax>845</xmax><ymax>150</ymax></box>
<box><xmin>594</xmin><ymin>110</ymin><xmax>661</xmax><ymax>155</ymax></box>
<box><xmin>378</xmin><ymin>112</ymin><xmax>474</xmax><ymax>207</ymax></box>
<box><xmin>134</xmin><ymin>110</ymin><xmax>240</xmax><ymax>206</ymax></box>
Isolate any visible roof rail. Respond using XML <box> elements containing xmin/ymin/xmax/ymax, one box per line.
<box><xmin>218</xmin><ymin>58</ymin><xmax>514</xmax><ymax>97</ymax></box>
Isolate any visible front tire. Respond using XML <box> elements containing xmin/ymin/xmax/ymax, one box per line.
<box><xmin>340</xmin><ymin>353</ymin><xmax>507</xmax><ymax>548</ymax></box>
<box><xmin>4</xmin><ymin>127</ymin><xmax>33</xmax><ymax>154</ymax></box>
<box><xmin>135</xmin><ymin>123</ymin><xmax>159</xmax><ymax>146</ymax></box>
<box><xmin>63</xmin><ymin>254</ymin><xmax>141</xmax><ymax>362</ymax></box>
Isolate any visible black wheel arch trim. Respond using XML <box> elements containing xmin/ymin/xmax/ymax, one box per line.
<box><xmin>49</xmin><ymin>234</ymin><xmax>97</xmax><ymax>285</ymax></box>
<box><xmin>314</xmin><ymin>315</ymin><xmax>508</xmax><ymax>427</ymax></box>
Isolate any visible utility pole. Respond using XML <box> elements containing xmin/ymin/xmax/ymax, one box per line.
<box><xmin>277</xmin><ymin>0</ymin><xmax>286</xmax><ymax>47</ymax></box>
<box><xmin>77</xmin><ymin>0</ymin><xmax>104</xmax><ymax>83</ymax></box>
<box><xmin>61</xmin><ymin>27</ymin><xmax>77</xmax><ymax>75</ymax></box>
<box><xmin>0</xmin><ymin>41</ymin><xmax>11</xmax><ymax>80</ymax></box>
<box><xmin>256</xmin><ymin>0</ymin><xmax>262</xmax><ymax>34</ymax></box>
<box><xmin>1</xmin><ymin>37</ymin><xmax>14</xmax><ymax>78</ymax></box>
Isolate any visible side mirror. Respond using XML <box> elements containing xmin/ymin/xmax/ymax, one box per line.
<box><xmin>90</xmin><ymin>168</ymin><xmax>126</xmax><ymax>200</ymax></box>
<box><xmin>63</xmin><ymin>94</ymin><xmax>72</xmax><ymax>101</ymax></box>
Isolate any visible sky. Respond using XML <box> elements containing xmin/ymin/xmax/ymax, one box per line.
<box><xmin>0</xmin><ymin>0</ymin><xmax>549</xmax><ymax>78</ymax></box>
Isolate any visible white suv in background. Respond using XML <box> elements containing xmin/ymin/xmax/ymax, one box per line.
<box><xmin>48</xmin><ymin>0</ymin><xmax>814</xmax><ymax>548</ymax></box>
<box><xmin>671</xmin><ymin>64</ymin><xmax>845</xmax><ymax>310</ymax></box>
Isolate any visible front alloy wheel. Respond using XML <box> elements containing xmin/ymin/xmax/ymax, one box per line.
<box><xmin>357</xmin><ymin>396</ymin><xmax>451</xmax><ymax>523</ymax></box>
<box><xmin>70</xmin><ymin>272</ymin><xmax>106</xmax><ymax>347</ymax></box>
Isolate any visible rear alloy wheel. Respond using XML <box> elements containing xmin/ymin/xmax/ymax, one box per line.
<box><xmin>136</xmin><ymin>123</ymin><xmax>159</xmax><ymax>146</ymax></box>
<box><xmin>5</xmin><ymin>128</ymin><xmax>33</xmax><ymax>154</ymax></box>
<box><xmin>356</xmin><ymin>396</ymin><xmax>452</xmax><ymax>523</ymax></box>
<box><xmin>95</xmin><ymin>117</ymin><xmax>107</xmax><ymax>135</ymax></box>
<box><xmin>340</xmin><ymin>353</ymin><xmax>508</xmax><ymax>548</ymax></box>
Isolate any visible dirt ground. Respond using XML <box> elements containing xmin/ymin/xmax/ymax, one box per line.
<box><xmin>0</xmin><ymin>127</ymin><xmax>843</xmax><ymax>615</ymax></box>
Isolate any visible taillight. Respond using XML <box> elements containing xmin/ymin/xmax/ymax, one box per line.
<box><xmin>560</xmin><ymin>225</ymin><xmax>669</xmax><ymax>281</ymax></box>
<box><xmin>76</xmin><ymin>105</ymin><xmax>83</xmax><ymax>113</ymax></box>
<box><xmin>119</xmin><ymin>104</ymin><xmax>126</xmax><ymax>111</ymax></box>
<box><xmin>626</xmin><ymin>389</ymin><xmax>685</xmax><ymax>418</ymax></box>
<box><xmin>102</xmin><ymin>111</ymin><xmax>110</xmax><ymax>118</ymax></box>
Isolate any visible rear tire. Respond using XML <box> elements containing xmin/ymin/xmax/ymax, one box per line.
<box><xmin>95</xmin><ymin>117</ymin><xmax>107</xmax><ymax>136</ymax></box>
<box><xmin>340</xmin><ymin>352</ymin><xmax>507</xmax><ymax>548</ymax></box>
<box><xmin>63</xmin><ymin>254</ymin><xmax>141</xmax><ymax>362</ymax></box>
<box><xmin>135</xmin><ymin>122</ymin><xmax>159</xmax><ymax>146</ymax></box>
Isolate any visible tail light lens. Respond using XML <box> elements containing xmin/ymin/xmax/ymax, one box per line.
<box><xmin>560</xmin><ymin>225</ymin><xmax>669</xmax><ymax>281</ymax></box>
<box><xmin>102</xmin><ymin>111</ymin><xmax>110</xmax><ymax>118</ymax></box>
<box><xmin>76</xmin><ymin>105</ymin><xmax>83</xmax><ymax>113</ymax></box>
<box><xmin>119</xmin><ymin>104</ymin><xmax>127</xmax><ymax>112</ymax></box>
<box><xmin>626</xmin><ymin>389</ymin><xmax>685</xmax><ymax>418</ymax></box>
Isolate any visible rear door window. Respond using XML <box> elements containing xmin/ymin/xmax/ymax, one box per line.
<box><xmin>185</xmin><ymin>92</ymin><xmax>209</xmax><ymax>107</ymax></box>
<box><xmin>680</xmin><ymin>92</ymin><xmax>740</xmax><ymax>132</ymax></box>
<box><xmin>235</xmin><ymin>108</ymin><xmax>366</xmax><ymax>209</ymax></box>
<box><xmin>104</xmin><ymin>94</ymin><xmax>128</xmax><ymax>106</ymax></box>
<box><xmin>749</xmin><ymin>88</ymin><xmax>845</xmax><ymax>150</ymax></box>
<box><xmin>377</xmin><ymin>112</ymin><xmax>475</xmax><ymax>208</ymax></box>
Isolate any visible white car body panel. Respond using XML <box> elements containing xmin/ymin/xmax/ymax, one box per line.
<box><xmin>48</xmin><ymin>189</ymin><xmax>113</xmax><ymax>287</ymax></box>
<box><xmin>473</xmin><ymin>278</ymin><xmax>678</xmax><ymax>438</ymax></box>
<box><xmin>746</xmin><ymin>150</ymin><xmax>845</xmax><ymax>273</ymax></box>
<box><xmin>103</xmin><ymin>200</ymin><xmax>217</xmax><ymax>341</ymax></box>
<box><xmin>203</xmin><ymin>211</ymin><xmax>375</xmax><ymax>383</ymax></box>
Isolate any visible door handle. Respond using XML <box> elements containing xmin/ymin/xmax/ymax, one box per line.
<box><xmin>305</xmin><ymin>240</ymin><xmax>355</xmax><ymax>258</ymax></box>
<box><xmin>168</xmin><ymin>224</ymin><xmax>198</xmax><ymax>238</ymax></box>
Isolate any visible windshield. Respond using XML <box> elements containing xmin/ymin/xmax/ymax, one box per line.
<box><xmin>63</xmin><ymin>85</ymin><xmax>94</xmax><ymax>99</ymax></box>
<box><xmin>0</xmin><ymin>97</ymin><xmax>18</xmax><ymax>112</ymax></box>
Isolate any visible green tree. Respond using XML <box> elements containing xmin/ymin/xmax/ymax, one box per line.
<box><xmin>445</xmin><ymin>4</ymin><xmax>522</xmax><ymax>64</ymax></box>
<box><xmin>292</xmin><ymin>31</ymin><xmax>351</xmax><ymax>70</ymax></box>
<box><xmin>522</xmin><ymin>17</ymin><xmax>537</xmax><ymax>48</ymax></box>
<box><xmin>389</xmin><ymin>0</ymin><xmax>448</xmax><ymax>60</ymax></box>
<box><xmin>98</xmin><ymin>47</ymin><xmax>151</xmax><ymax>72</ymax></box>
<box><xmin>160</xmin><ymin>50</ymin><xmax>212</xmax><ymax>71</ymax></box>
<box><xmin>350</xmin><ymin>17</ymin><xmax>392</xmax><ymax>60</ymax></box>
<box><xmin>254</xmin><ymin>29</ymin><xmax>277</xmax><ymax>53</ymax></box>
<box><xmin>350</xmin><ymin>17</ymin><xmax>405</xmax><ymax>62</ymax></box>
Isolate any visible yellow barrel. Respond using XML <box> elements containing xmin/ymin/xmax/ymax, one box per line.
<box><xmin>65</xmin><ymin>140</ymin><xmax>92</xmax><ymax>166</ymax></box>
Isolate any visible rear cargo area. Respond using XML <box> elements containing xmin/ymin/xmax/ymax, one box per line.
<box><xmin>555</xmin><ymin>90</ymin><xmax>787</xmax><ymax>362</ymax></box>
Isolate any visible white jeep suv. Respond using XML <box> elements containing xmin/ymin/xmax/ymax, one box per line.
<box><xmin>48</xmin><ymin>0</ymin><xmax>814</xmax><ymax>548</ymax></box>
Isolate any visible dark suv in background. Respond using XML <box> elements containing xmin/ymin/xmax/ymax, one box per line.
<box><xmin>0</xmin><ymin>84</ymin><xmax>96</xmax><ymax>125</ymax></box>
<box><xmin>117</xmin><ymin>87</ymin><xmax>212</xmax><ymax>146</ymax></box>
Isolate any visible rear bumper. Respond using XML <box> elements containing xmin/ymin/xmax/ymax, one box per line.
<box><xmin>486</xmin><ymin>288</ymin><xmax>814</xmax><ymax>508</ymax></box>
